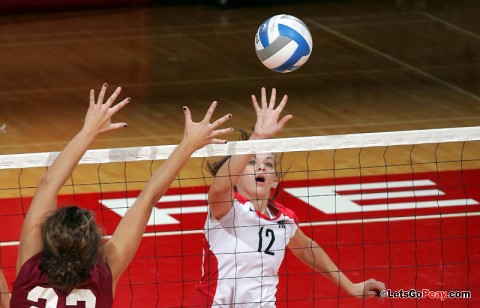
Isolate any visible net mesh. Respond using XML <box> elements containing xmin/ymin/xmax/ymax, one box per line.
<box><xmin>1</xmin><ymin>127</ymin><xmax>479</xmax><ymax>307</ymax></box>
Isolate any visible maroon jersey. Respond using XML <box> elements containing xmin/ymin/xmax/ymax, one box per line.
<box><xmin>11</xmin><ymin>253</ymin><xmax>113</xmax><ymax>308</ymax></box>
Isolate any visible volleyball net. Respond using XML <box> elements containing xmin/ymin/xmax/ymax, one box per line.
<box><xmin>0</xmin><ymin>126</ymin><xmax>479</xmax><ymax>307</ymax></box>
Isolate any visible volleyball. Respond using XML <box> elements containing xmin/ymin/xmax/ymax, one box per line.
<box><xmin>255</xmin><ymin>14</ymin><xmax>313</xmax><ymax>73</ymax></box>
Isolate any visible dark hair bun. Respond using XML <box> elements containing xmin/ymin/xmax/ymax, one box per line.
<box><xmin>42</xmin><ymin>256</ymin><xmax>90</xmax><ymax>288</ymax></box>
<box><xmin>40</xmin><ymin>206</ymin><xmax>102</xmax><ymax>290</ymax></box>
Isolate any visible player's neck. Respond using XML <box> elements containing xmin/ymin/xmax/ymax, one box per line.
<box><xmin>251</xmin><ymin>197</ymin><xmax>269</xmax><ymax>215</ymax></box>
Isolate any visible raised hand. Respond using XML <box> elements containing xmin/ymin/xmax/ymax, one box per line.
<box><xmin>181</xmin><ymin>101</ymin><xmax>233</xmax><ymax>151</ymax></box>
<box><xmin>16</xmin><ymin>83</ymin><xmax>131</xmax><ymax>275</ymax></box>
<box><xmin>251</xmin><ymin>87</ymin><xmax>293</xmax><ymax>139</ymax></box>
<box><xmin>83</xmin><ymin>83</ymin><xmax>130</xmax><ymax>135</ymax></box>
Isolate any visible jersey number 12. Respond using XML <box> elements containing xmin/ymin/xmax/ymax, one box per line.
<box><xmin>258</xmin><ymin>227</ymin><xmax>275</xmax><ymax>255</ymax></box>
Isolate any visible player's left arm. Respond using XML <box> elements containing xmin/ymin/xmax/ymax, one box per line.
<box><xmin>288</xmin><ymin>228</ymin><xmax>386</xmax><ymax>298</ymax></box>
<box><xmin>105</xmin><ymin>102</ymin><xmax>232</xmax><ymax>290</ymax></box>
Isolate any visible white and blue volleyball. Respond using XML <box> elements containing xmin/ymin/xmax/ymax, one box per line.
<box><xmin>255</xmin><ymin>14</ymin><xmax>312</xmax><ymax>73</ymax></box>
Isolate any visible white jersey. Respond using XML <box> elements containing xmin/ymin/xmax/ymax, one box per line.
<box><xmin>195</xmin><ymin>193</ymin><xmax>299</xmax><ymax>307</ymax></box>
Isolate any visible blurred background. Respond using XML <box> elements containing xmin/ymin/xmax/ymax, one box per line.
<box><xmin>0</xmin><ymin>0</ymin><xmax>479</xmax><ymax>155</ymax></box>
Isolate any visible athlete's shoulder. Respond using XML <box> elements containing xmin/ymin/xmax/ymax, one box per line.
<box><xmin>11</xmin><ymin>253</ymin><xmax>46</xmax><ymax>307</ymax></box>
<box><xmin>273</xmin><ymin>201</ymin><xmax>299</xmax><ymax>224</ymax></box>
<box><xmin>83</xmin><ymin>255</ymin><xmax>113</xmax><ymax>289</ymax></box>
<box><xmin>15</xmin><ymin>252</ymin><xmax>43</xmax><ymax>281</ymax></box>
<box><xmin>22</xmin><ymin>252</ymin><xmax>42</xmax><ymax>266</ymax></box>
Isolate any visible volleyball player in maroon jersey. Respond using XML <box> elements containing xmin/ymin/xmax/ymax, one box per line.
<box><xmin>10</xmin><ymin>83</ymin><xmax>232</xmax><ymax>307</ymax></box>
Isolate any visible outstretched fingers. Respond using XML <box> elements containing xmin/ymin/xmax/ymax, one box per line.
<box><xmin>102</xmin><ymin>86</ymin><xmax>130</xmax><ymax>131</ymax></box>
<box><xmin>200</xmin><ymin>102</ymin><xmax>233</xmax><ymax>143</ymax></box>
<box><xmin>110</xmin><ymin>96</ymin><xmax>131</xmax><ymax>114</ymax></box>
<box><xmin>207</xmin><ymin>111</ymin><xmax>233</xmax><ymax>144</ymax></box>
<box><xmin>209</xmin><ymin>126</ymin><xmax>234</xmax><ymax>144</ymax></box>
<box><xmin>268</xmin><ymin>88</ymin><xmax>277</xmax><ymax>109</ymax></box>
<box><xmin>260</xmin><ymin>87</ymin><xmax>268</xmax><ymax>109</ymax></box>
<box><xmin>182</xmin><ymin>103</ymin><xmax>233</xmax><ymax>146</ymax></box>
<box><xmin>89</xmin><ymin>89</ymin><xmax>95</xmax><ymax>108</ymax></box>
<box><xmin>252</xmin><ymin>87</ymin><xmax>281</xmax><ymax>113</ymax></box>
<box><xmin>109</xmin><ymin>96</ymin><xmax>131</xmax><ymax>130</ymax></box>
<box><xmin>277</xmin><ymin>114</ymin><xmax>293</xmax><ymax>131</ymax></box>
<box><xmin>96</xmin><ymin>83</ymin><xmax>108</xmax><ymax>105</ymax></box>
<box><xmin>104</xmin><ymin>86</ymin><xmax>122</xmax><ymax>107</ymax></box>
<box><xmin>109</xmin><ymin>122</ymin><xmax>129</xmax><ymax>130</ymax></box>
<box><xmin>251</xmin><ymin>94</ymin><xmax>261</xmax><ymax>114</ymax></box>
<box><xmin>84</xmin><ymin>83</ymin><xmax>131</xmax><ymax>134</ymax></box>
<box><xmin>275</xmin><ymin>94</ymin><xmax>288</xmax><ymax>113</ymax></box>
<box><xmin>210</xmin><ymin>112</ymin><xmax>232</xmax><ymax>130</ymax></box>
<box><xmin>183</xmin><ymin>106</ymin><xmax>192</xmax><ymax>126</ymax></box>
<box><xmin>202</xmin><ymin>101</ymin><xmax>218</xmax><ymax>123</ymax></box>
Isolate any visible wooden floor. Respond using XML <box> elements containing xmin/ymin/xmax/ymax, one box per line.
<box><xmin>0</xmin><ymin>0</ymin><xmax>479</xmax><ymax>156</ymax></box>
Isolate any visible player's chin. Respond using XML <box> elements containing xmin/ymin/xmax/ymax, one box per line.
<box><xmin>255</xmin><ymin>184</ymin><xmax>270</xmax><ymax>193</ymax></box>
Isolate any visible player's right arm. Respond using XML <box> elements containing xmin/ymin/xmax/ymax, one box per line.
<box><xmin>16</xmin><ymin>84</ymin><xmax>129</xmax><ymax>274</ymax></box>
<box><xmin>208</xmin><ymin>87</ymin><xmax>292</xmax><ymax>220</ymax></box>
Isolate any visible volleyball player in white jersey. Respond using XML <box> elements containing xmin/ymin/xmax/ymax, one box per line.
<box><xmin>195</xmin><ymin>87</ymin><xmax>386</xmax><ymax>307</ymax></box>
